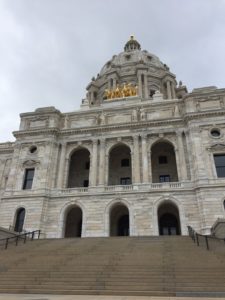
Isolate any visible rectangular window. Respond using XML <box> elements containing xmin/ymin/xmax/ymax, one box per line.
<box><xmin>83</xmin><ymin>179</ymin><xmax>89</xmax><ymax>187</ymax></box>
<box><xmin>120</xmin><ymin>177</ymin><xmax>131</xmax><ymax>185</ymax></box>
<box><xmin>214</xmin><ymin>154</ymin><xmax>225</xmax><ymax>177</ymax></box>
<box><xmin>158</xmin><ymin>156</ymin><xmax>168</xmax><ymax>164</ymax></box>
<box><xmin>23</xmin><ymin>168</ymin><xmax>35</xmax><ymax>190</ymax></box>
<box><xmin>121</xmin><ymin>158</ymin><xmax>130</xmax><ymax>167</ymax></box>
<box><xmin>159</xmin><ymin>175</ymin><xmax>170</xmax><ymax>182</ymax></box>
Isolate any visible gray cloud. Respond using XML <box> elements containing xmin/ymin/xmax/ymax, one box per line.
<box><xmin>0</xmin><ymin>0</ymin><xmax>225</xmax><ymax>142</ymax></box>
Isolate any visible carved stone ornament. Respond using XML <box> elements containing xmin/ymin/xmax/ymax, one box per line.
<box><xmin>208</xmin><ymin>143</ymin><xmax>225</xmax><ymax>152</ymax></box>
<box><xmin>22</xmin><ymin>159</ymin><xmax>40</xmax><ymax>167</ymax></box>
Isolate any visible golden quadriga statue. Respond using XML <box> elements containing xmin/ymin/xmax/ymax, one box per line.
<box><xmin>105</xmin><ymin>83</ymin><xmax>138</xmax><ymax>100</ymax></box>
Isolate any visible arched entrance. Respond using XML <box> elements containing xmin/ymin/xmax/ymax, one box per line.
<box><xmin>108</xmin><ymin>144</ymin><xmax>132</xmax><ymax>185</ymax></box>
<box><xmin>64</xmin><ymin>206</ymin><xmax>82</xmax><ymax>237</ymax></box>
<box><xmin>151</xmin><ymin>141</ymin><xmax>178</xmax><ymax>183</ymax></box>
<box><xmin>158</xmin><ymin>202</ymin><xmax>181</xmax><ymax>235</ymax></box>
<box><xmin>14</xmin><ymin>208</ymin><xmax>25</xmax><ymax>232</ymax></box>
<box><xmin>110</xmin><ymin>203</ymin><xmax>129</xmax><ymax>236</ymax></box>
<box><xmin>67</xmin><ymin>148</ymin><xmax>90</xmax><ymax>188</ymax></box>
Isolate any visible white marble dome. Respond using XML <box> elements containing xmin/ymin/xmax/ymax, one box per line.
<box><xmin>99</xmin><ymin>36</ymin><xmax>166</xmax><ymax>76</ymax></box>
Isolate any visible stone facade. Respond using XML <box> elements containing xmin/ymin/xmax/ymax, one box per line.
<box><xmin>0</xmin><ymin>37</ymin><xmax>225</xmax><ymax>238</ymax></box>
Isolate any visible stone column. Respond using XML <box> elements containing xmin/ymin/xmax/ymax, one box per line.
<box><xmin>113</xmin><ymin>78</ymin><xmax>117</xmax><ymax>89</ymax></box>
<box><xmin>166</xmin><ymin>81</ymin><xmax>172</xmax><ymax>99</ymax></box>
<box><xmin>144</xmin><ymin>74</ymin><xmax>148</xmax><ymax>99</ymax></box>
<box><xmin>99</xmin><ymin>139</ymin><xmax>105</xmax><ymax>186</ymax></box>
<box><xmin>90</xmin><ymin>140</ymin><xmax>98</xmax><ymax>186</ymax></box>
<box><xmin>141</xmin><ymin>134</ymin><xmax>149</xmax><ymax>183</ymax></box>
<box><xmin>189</xmin><ymin>127</ymin><xmax>207</xmax><ymax>180</ymax></box>
<box><xmin>5</xmin><ymin>144</ymin><xmax>21</xmax><ymax>191</ymax></box>
<box><xmin>148</xmin><ymin>150</ymin><xmax>152</xmax><ymax>183</ymax></box>
<box><xmin>174</xmin><ymin>147</ymin><xmax>182</xmax><ymax>182</ymax></box>
<box><xmin>57</xmin><ymin>143</ymin><xmax>67</xmax><ymax>188</ymax></box>
<box><xmin>90</xmin><ymin>91</ymin><xmax>94</xmax><ymax>103</ymax></box>
<box><xmin>63</xmin><ymin>158</ymin><xmax>70</xmax><ymax>188</ymax></box>
<box><xmin>176</xmin><ymin>132</ymin><xmax>188</xmax><ymax>181</ymax></box>
<box><xmin>138</xmin><ymin>74</ymin><xmax>143</xmax><ymax>98</ymax></box>
<box><xmin>133</xmin><ymin>135</ymin><xmax>141</xmax><ymax>184</ymax></box>
<box><xmin>171</xmin><ymin>82</ymin><xmax>176</xmax><ymax>99</ymax></box>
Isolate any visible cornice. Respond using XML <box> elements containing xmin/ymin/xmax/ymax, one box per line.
<box><xmin>184</xmin><ymin>109</ymin><xmax>225</xmax><ymax>121</ymax></box>
<box><xmin>13</xmin><ymin>128</ymin><xmax>60</xmax><ymax>138</ymax></box>
<box><xmin>12</xmin><ymin>109</ymin><xmax>225</xmax><ymax>139</ymax></box>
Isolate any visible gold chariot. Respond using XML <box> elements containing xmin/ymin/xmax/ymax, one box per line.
<box><xmin>105</xmin><ymin>83</ymin><xmax>138</xmax><ymax>100</ymax></box>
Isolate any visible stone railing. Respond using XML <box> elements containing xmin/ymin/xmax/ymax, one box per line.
<box><xmin>4</xmin><ymin>179</ymin><xmax>221</xmax><ymax>197</ymax></box>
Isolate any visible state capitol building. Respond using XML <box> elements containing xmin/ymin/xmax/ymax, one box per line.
<box><xmin>0</xmin><ymin>36</ymin><xmax>225</xmax><ymax>238</ymax></box>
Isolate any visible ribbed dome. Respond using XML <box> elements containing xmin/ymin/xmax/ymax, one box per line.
<box><xmin>99</xmin><ymin>36</ymin><xmax>165</xmax><ymax>76</ymax></box>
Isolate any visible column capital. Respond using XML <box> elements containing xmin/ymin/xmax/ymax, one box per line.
<box><xmin>59</xmin><ymin>142</ymin><xmax>67</xmax><ymax>148</ymax></box>
<box><xmin>176</xmin><ymin>130</ymin><xmax>183</xmax><ymax>137</ymax></box>
<box><xmin>141</xmin><ymin>133</ymin><xmax>148</xmax><ymax>140</ymax></box>
<box><xmin>92</xmin><ymin>139</ymin><xmax>98</xmax><ymax>145</ymax></box>
<box><xmin>132</xmin><ymin>134</ymin><xmax>140</xmax><ymax>141</ymax></box>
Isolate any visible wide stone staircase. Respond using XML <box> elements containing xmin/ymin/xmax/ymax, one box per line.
<box><xmin>0</xmin><ymin>236</ymin><xmax>225</xmax><ymax>296</ymax></box>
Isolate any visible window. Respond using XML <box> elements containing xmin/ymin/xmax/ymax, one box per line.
<box><xmin>83</xmin><ymin>180</ymin><xmax>89</xmax><ymax>187</ymax></box>
<box><xmin>85</xmin><ymin>161</ymin><xmax>90</xmax><ymax>170</ymax></box>
<box><xmin>158</xmin><ymin>156</ymin><xmax>168</xmax><ymax>164</ymax></box>
<box><xmin>223</xmin><ymin>200</ymin><xmax>225</xmax><ymax>211</ymax></box>
<box><xmin>23</xmin><ymin>168</ymin><xmax>35</xmax><ymax>190</ymax></box>
<box><xmin>159</xmin><ymin>175</ymin><xmax>170</xmax><ymax>182</ymax></box>
<box><xmin>121</xmin><ymin>158</ymin><xmax>130</xmax><ymax>167</ymax></box>
<box><xmin>29</xmin><ymin>145</ymin><xmax>37</xmax><ymax>154</ymax></box>
<box><xmin>214</xmin><ymin>155</ymin><xmax>225</xmax><ymax>177</ymax></box>
<box><xmin>120</xmin><ymin>177</ymin><xmax>131</xmax><ymax>185</ymax></box>
<box><xmin>211</xmin><ymin>129</ymin><xmax>221</xmax><ymax>138</ymax></box>
<box><xmin>14</xmin><ymin>208</ymin><xmax>25</xmax><ymax>232</ymax></box>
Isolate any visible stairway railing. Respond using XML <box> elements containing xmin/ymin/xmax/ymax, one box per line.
<box><xmin>187</xmin><ymin>225</ymin><xmax>225</xmax><ymax>251</ymax></box>
<box><xmin>0</xmin><ymin>230</ymin><xmax>41</xmax><ymax>250</ymax></box>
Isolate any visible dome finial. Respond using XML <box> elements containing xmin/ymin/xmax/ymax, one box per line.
<box><xmin>124</xmin><ymin>35</ymin><xmax>141</xmax><ymax>52</ymax></box>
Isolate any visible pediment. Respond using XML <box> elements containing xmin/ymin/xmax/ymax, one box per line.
<box><xmin>23</xmin><ymin>159</ymin><xmax>40</xmax><ymax>167</ymax></box>
<box><xmin>209</xmin><ymin>143</ymin><xmax>225</xmax><ymax>151</ymax></box>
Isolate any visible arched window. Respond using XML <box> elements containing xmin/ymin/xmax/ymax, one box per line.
<box><xmin>108</xmin><ymin>144</ymin><xmax>132</xmax><ymax>185</ymax></box>
<box><xmin>67</xmin><ymin>148</ymin><xmax>90</xmax><ymax>188</ymax></box>
<box><xmin>151</xmin><ymin>141</ymin><xmax>178</xmax><ymax>183</ymax></box>
<box><xmin>14</xmin><ymin>208</ymin><xmax>25</xmax><ymax>232</ymax></box>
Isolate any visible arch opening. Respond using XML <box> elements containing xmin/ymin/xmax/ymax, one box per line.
<box><xmin>158</xmin><ymin>202</ymin><xmax>181</xmax><ymax>235</ymax></box>
<box><xmin>64</xmin><ymin>206</ymin><xmax>82</xmax><ymax>238</ymax></box>
<box><xmin>108</xmin><ymin>144</ymin><xmax>132</xmax><ymax>185</ymax></box>
<box><xmin>151</xmin><ymin>141</ymin><xmax>178</xmax><ymax>183</ymax></box>
<box><xmin>67</xmin><ymin>148</ymin><xmax>90</xmax><ymax>188</ymax></box>
<box><xmin>110</xmin><ymin>203</ymin><xmax>129</xmax><ymax>236</ymax></box>
<box><xmin>14</xmin><ymin>208</ymin><xmax>25</xmax><ymax>233</ymax></box>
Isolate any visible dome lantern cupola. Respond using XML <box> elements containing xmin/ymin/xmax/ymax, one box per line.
<box><xmin>124</xmin><ymin>35</ymin><xmax>141</xmax><ymax>52</ymax></box>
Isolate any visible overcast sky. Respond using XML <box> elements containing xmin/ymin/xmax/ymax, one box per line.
<box><xmin>0</xmin><ymin>0</ymin><xmax>225</xmax><ymax>142</ymax></box>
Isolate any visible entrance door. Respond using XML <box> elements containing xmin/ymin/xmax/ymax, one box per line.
<box><xmin>159</xmin><ymin>213</ymin><xmax>180</xmax><ymax>235</ymax></box>
<box><xmin>118</xmin><ymin>214</ymin><xmax>129</xmax><ymax>236</ymax></box>
<box><xmin>64</xmin><ymin>206</ymin><xmax>82</xmax><ymax>237</ymax></box>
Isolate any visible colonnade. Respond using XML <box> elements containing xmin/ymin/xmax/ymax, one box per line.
<box><xmin>106</xmin><ymin>74</ymin><xmax>177</xmax><ymax>100</ymax></box>
<box><xmin>56</xmin><ymin>132</ymin><xmax>188</xmax><ymax>189</ymax></box>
